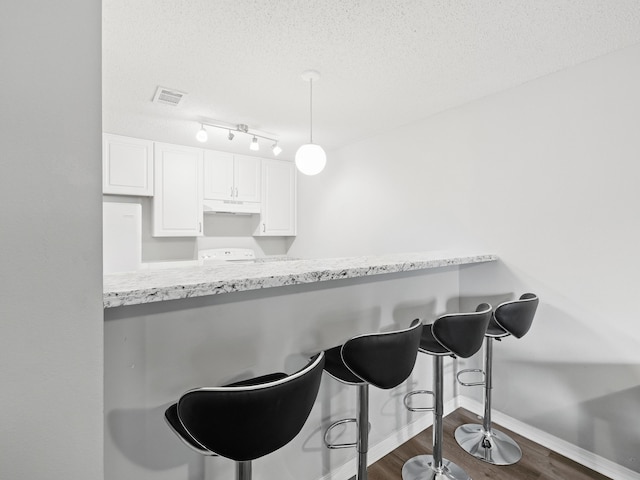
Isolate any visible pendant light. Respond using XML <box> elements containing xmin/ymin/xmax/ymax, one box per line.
<box><xmin>295</xmin><ymin>70</ymin><xmax>326</xmax><ymax>175</ymax></box>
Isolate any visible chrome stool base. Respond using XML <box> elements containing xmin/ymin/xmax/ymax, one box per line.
<box><xmin>402</xmin><ymin>455</ymin><xmax>471</xmax><ymax>480</ymax></box>
<box><xmin>454</xmin><ymin>424</ymin><xmax>522</xmax><ymax>465</ymax></box>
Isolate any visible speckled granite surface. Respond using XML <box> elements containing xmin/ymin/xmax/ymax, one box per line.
<box><xmin>103</xmin><ymin>251</ymin><xmax>497</xmax><ymax>308</ymax></box>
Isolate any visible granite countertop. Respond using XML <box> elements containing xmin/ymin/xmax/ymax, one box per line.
<box><xmin>103</xmin><ymin>251</ymin><xmax>497</xmax><ymax>308</ymax></box>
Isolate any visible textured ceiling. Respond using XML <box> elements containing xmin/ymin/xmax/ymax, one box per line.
<box><xmin>103</xmin><ymin>0</ymin><xmax>640</xmax><ymax>158</ymax></box>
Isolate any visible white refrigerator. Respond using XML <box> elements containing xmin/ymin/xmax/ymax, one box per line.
<box><xmin>103</xmin><ymin>202</ymin><xmax>142</xmax><ymax>274</ymax></box>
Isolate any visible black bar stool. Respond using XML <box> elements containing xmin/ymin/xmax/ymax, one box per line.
<box><xmin>323</xmin><ymin>319</ymin><xmax>423</xmax><ymax>480</ymax></box>
<box><xmin>402</xmin><ymin>304</ymin><xmax>492</xmax><ymax>480</ymax></box>
<box><xmin>164</xmin><ymin>352</ymin><xmax>325</xmax><ymax>480</ymax></box>
<box><xmin>455</xmin><ymin>293</ymin><xmax>539</xmax><ymax>465</ymax></box>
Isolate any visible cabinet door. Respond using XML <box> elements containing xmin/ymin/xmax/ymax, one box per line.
<box><xmin>255</xmin><ymin>159</ymin><xmax>296</xmax><ymax>236</ymax></box>
<box><xmin>203</xmin><ymin>150</ymin><xmax>234</xmax><ymax>200</ymax></box>
<box><xmin>103</xmin><ymin>134</ymin><xmax>153</xmax><ymax>196</ymax></box>
<box><xmin>234</xmin><ymin>155</ymin><xmax>261</xmax><ymax>203</ymax></box>
<box><xmin>153</xmin><ymin>142</ymin><xmax>203</xmax><ymax>237</ymax></box>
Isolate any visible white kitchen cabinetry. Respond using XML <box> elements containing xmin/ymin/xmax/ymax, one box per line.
<box><xmin>102</xmin><ymin>133</ymin><xmax>153</xmax><ymax>196</ymax></box>
<box><xmin>203</xmin><ymin>151</ymin><xmax>261</xmax><ymax>212</ymax></box>
<box><xmin>254</xmin><ymin>159</ymin><xmax>297</xmax><ymax>236</ymax></box>
<box><xmin>152</xmin><ymin>142</ymin><xmax>203</xmax><ymax>237</ymax></box>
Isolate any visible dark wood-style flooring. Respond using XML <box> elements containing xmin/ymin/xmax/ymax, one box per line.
<box><xmin>368</xmin><ymin>408</ymin><xmax>611</xmax><ymax>480</ymax></box>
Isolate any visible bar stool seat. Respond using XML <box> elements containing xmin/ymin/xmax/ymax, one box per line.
<box><xmin>164</xmin><ymin>352</ymin><xmax>325</xmax><ymax>480</ymax></box>
<box><xmin>455</xmin><ymin>293</ymin><xmax>539</xmax><ymax>466</ymax></box>
<box><xmin>402</xmin><ymin>304</ymin><xmax>492</xmax><ymax>480</ymax></box>
<box><xmin>323</xmin><ymin>346</ymin><xmax>363</xmax><ymax>384</ymax></box>
<box><xmin>323</xmin><ymin>319</ymin><xmax>423</xmax><ymax>480</ymax></box>
<box><xmin>419</xmin><ymin>325</ymin><xmax>468</xmax><ymax>356</ymax></box>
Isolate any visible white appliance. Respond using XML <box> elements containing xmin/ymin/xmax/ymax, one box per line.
<box><xmin>198</xmin><ymin>248</ymin><xmax>256</xmax><ymax>264</ymax></box>
<box><xmin>202</xmin><ymin>199</ymin><xmax>260</xmax><ymax>215</ymax></box>
<box><xmin>103</xmin><ymin>202</ymin><xmax>142</xmax><ymax>274</ymax></box>
<box><xmin>139</xmin><ymin>248</ymin><xmax>257</xmax><ymax>270</ymax></box>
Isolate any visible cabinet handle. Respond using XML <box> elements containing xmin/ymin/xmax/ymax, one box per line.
<box><xmin>262</xmin><ymin>223</ymin><xmax>266</xmax><ymax>233</ymax></box>
<box><xmin>199</xmin><ymin>222</ymin><xmax>202</xmax><ymax>233</ymax></box>
<box><xmin>235</xmin><ymin>187</ymin><xmax>238</xmax><ymax>197</ymax></box>
<box><xmin>230</xmin><ymin>186</ymin><xmax>234</xmax><ymax>197</ymax></box>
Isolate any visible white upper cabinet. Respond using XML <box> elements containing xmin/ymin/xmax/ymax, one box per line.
<box><xmin>203</xmin><ymin>150</ymin><xmax>261</xmax><ymax>207</ymax></box>
<box><xmin>254</xmin><ymin>159</ymin><xmax>297</xmax><ymax>236</ymax></box>
<box><xmin>152</xmin><ymin>142</ymin><xmax>203</xmax><ymax>237</ymax></box>
<box><xmin>234</xmin><ymin>155</ymin><xmax>261</xmax><ymax>202</ymax></box>
<box><xmin>102</xmin><ymin>133</ymin><xmax>154</xmax><ymax>196</ymax></box>
<box><xmin>203</xmin><ymin>150</ymin><xmax>235</xmax><ymax>200</ymax></box>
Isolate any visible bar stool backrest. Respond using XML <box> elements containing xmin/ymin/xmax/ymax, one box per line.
<box><xmin>432</xmin><ymin>304</ymin><xmax>492</xmax><ymax>358</ymax></box>
<box><xmin>176</xmin><ymin>352</ymin><xmax>325</xmax><ymax>462</ymax></box>
<box><xmin>494</xmin><ymin>293</ymin><xmax>539</xmax><ymax>339</ymax></box>
<box><xmin>341</xmin><ymin>319</ymin><xmax>423</xmax><ymax>389</ymax></box>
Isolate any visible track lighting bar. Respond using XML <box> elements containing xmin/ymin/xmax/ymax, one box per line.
<box><xmin>196</xmin><ymin>120</ymin><xmax>282</xmax><ymax>156</ymax></box>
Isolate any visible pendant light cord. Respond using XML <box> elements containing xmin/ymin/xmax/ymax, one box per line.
<box><xmin>309</xmin><ymin>79</ymin><xmax>313</xmax><ymax>143</ymax></box>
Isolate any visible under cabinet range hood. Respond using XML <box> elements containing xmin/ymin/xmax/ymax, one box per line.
<box><xmin>202</xmin><ymin>199</ymin><xmax>261</xmax><ymax>214</ymax></box>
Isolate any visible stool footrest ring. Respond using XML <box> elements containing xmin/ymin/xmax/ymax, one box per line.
<box><xmin>403</xmin><ymin>390</ymin><xmax>435</xmax><ymax>412</ymax></box>
<box><xmin>324</xmin><ymin>418</ymin><xmax>371</xmax><ymax>449</ymax></box>
<box><xmin>456</xmin><ymin>368</ymin><xmax>485</xmax><ymax>387</ymax></box>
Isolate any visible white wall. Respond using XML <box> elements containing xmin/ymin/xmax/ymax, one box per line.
<box><xmin>290</xmin><ymin>43</ymin><xmax>640</xmax><ymax>473</ymax></box>
<box><xmin>0</xmin><ymin>1</ymin><xmax>104</xmax><ymax>479</ymax></box>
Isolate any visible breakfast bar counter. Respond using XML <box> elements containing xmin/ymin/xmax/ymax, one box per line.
<box><xmin>103</xmin><ymin>250</ymin><xmax>498</xmax><ymax>480</ymax></box>
<box><xmin>103</xmin><ymin>251</ymin><xmax>497</xmax><ymax>308</ymax></box>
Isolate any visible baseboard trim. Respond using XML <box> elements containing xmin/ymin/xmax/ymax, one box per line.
<box><xmin>458</xmin><ymin>397</ymin><xmax>640</xmax><ymax>480</ymax></box>
<box><xmin>319</xmin><ymin>398</ymin><xmax>460</xmax><ymax>480</ymax></box>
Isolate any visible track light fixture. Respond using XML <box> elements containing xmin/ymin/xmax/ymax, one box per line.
<box><xmin>195</xmin><ymin>120</ymin><xmax>280</xmax><ymax>156</ymax></box>
<box><xmin>196</xmin><ymin>124</ymin><xmax>208</xmax><ymax>143</ymax></box>
<box><xmin>295</xmin><ymin>70</ymin><xmax>326</xmax><ymax>175</ymax></box>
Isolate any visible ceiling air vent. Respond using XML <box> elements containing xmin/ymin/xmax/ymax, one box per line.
<box><xmin>152</xmin><ymin>86</ymin><xmax>186</xmax><ymax>107</ymax></box>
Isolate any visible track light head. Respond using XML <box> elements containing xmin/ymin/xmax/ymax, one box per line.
<box><xmin>196</xmin><ymin>124</ymin><xmax>208</xmax><ymax>142</ymax></box>
<box><xmin>250</xmin><ymin>136</ymin><xmax>260</xmax><ymax>151</ymax></box>
<box><xmin>272</xmin><ymin>142</ymin><xmax>282</xmax><ymax>156</ymax></box>
<box><xmin>228</xmin><ymin>130</ymin><xmax>235</xmax><ymax>141</ymax></box>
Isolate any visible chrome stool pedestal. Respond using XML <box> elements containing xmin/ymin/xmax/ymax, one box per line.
<box><xmin>454</xmin><ymin>337</ymin><xmax>522</xmax><ymax>465</ymax></box>
<box><xmin>402</xmin><ymin>456</ymin><xmax>470</xmax><ymax>480</ymax></box>
<box><xmin>402</xmin><ymin>305</ymin><xmax>492</xmax><ymax>480</ymax></box>
<box><xmin>454</xmin><ymin>423</ymin><xmax>522</xmax><ymax>466</ymax></box>
<box><xmin>324</xmin><ymin>383</ymin><xmax>371</xmax><ymax>480</ymax></box>
<box><xmin>454</xmin><ymin>293</ymin><xmax>539</xmax><ymax>466</ymax></box>
<box><xmin>402</xmin><ymin>355</ymin><xmax>471</xmax><ymax>480</ymax></box>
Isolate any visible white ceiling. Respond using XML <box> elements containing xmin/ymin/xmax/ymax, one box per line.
<box><xmin>103</xmin><ymin>0</ymin><xmax>640</xmax><ymax>158</ymax></box>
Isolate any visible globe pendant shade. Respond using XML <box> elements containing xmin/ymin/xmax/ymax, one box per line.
<box><xmin>196</xmin><ymin>127</ymin><xmax>208</xmax><ymax>142</ymax></box>
<box><xmin>295</xmin><ymin>143</ymin><xmax>326</xmax><ymax>175</ymax></box>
